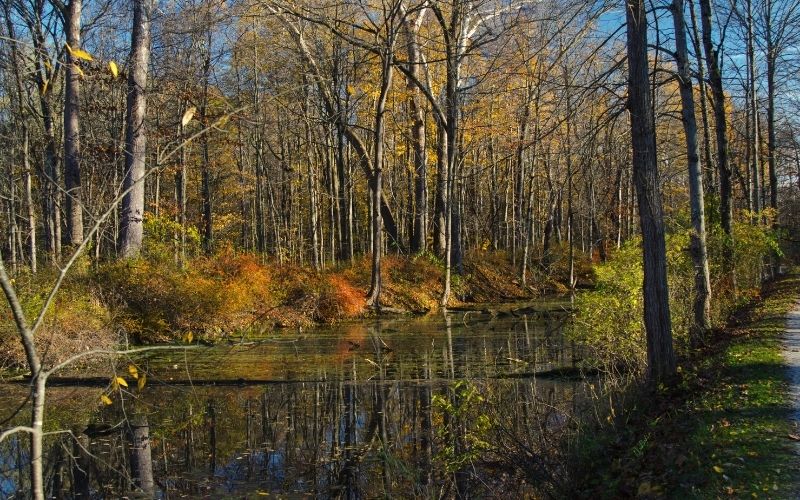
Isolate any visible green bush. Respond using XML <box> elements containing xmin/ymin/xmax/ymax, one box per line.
<box><xmin>568</xmin><ymin>216</ymin><xmax>778</xmax><ymax>374</ymax></box>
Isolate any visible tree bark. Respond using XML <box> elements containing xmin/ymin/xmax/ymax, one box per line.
<box><xmin>626</xmin><ymin>0</ymin><xmax>676</xmax><ymax>384</ymax></box>
<box><xmin>366</xmin><ymin>54</ymin><xmax>394</xmax><ymax>307</ymax></box>
<box><xmin>128</xmin><ymin>414</ymin><xmax>155</xmax><ymax>495</ymax></box>
<box><xmin>3</xmin><ymin>8</ymin><xmax>38</xmax><ymax>272</ymax></box>
<box><xmin>764</xmin><ymin>0</ymin><xmax>779</xmax><ymax>212</ymax></box>
<box><xmin>687</xmin><ymin>0</ymin><xmax>716</xmax><ymax>193</ymax></box>
<box><xmin>405</xmin><ymin>11</ymin><xmax>428</xmax><ymax>254</ymax></box>
<box><xmin>746</xmin><ymin>0</ymin><xmax>761</xmax><ymax>216</ymax></box>
<box><xmin>118</xmin><ymin>0</ymin><xmax>152</xmax><ymax>258</ymax></box>
<box><xmin>433</xmin><ymin>118</ymin><xmax>447</xmax><ymax>256</ymax></box>
<box><xmin>698</xmin><ymin>0</ymin><xmax>736</xmax><ymax>286</ymax></box>
<box><xmin>64</xmin><ymin>0</ymin><xmax>84</xmax><ymax>246</ymax></box>
<box><xmin>672</xmin><ymin>0</ymin><xmax>712</xmax><ymax>342</ymax></box>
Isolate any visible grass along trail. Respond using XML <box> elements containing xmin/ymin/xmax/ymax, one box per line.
<box><xmin>571</xmin><ymin>273</ymin><xmax>800</xmax><ymax>498</ymax></box>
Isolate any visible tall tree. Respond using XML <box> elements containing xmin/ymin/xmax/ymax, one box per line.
<box><xmin>61</xmin><ymin>0</ymin><xmax>84</xmax><ymax>245</ymax></box>
<box><xmin>3</xmin><ymin>5</ymin><xmax>37</xmax><ymax>272</ymax></box>
<box><xmin>403</xmin><ymin>7</ymin><xmax>428</xmax><ymax>254</ymax></box>
<box><xmin>759</xmin><ymin>0</ymin><xmax>800</xmax><ymax>213</ymax></box>
<box><xmin>626</xmin><ymin>0</ymin><xmax>676</xmax><ymax>383</ymax></box>
<box><xmin>671</xmin><ymin>0</ymin><xmax>712</xmax><ymax>341</ymax></box>
<box><xmin>118</xmin><ymin>0</ymin><xmax>153</xmax><ymax>258</ymax></box>
<box><xmin>698</xmin><ymin>0</ymin><xmax>736</xmax><ymax>286</ymax></box>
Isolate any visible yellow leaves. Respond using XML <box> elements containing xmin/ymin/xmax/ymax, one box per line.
<box><xmin>100</xmin><ymin>394</ymin><xmax>113</xmax><ymax>405</ymax></box>
<box><xmin>74</xmin><ymin>64</ymin><xmax>84</xmax><ymax>77</ymax></box>
<box><xmin>181</xmin><ymin>107</ymin><xmax>196</xmax><ymax>127</ymax></box>
<box><xmin>110</xmin><ymin>369</ymin><xmax>147</xmax><ymax>394</ymax></box>
<box><xmin>713</xmin><ymin>465</ymin><xmax>724</xmax><ymax>474</ymax></box>
<box><xmin>40</xmin><ymin>79</ymin><xmax>49</xmax><ymax>96</ymax></box>
<box><xmin>183</xmin><ymin>331</ymin><xmax>194</xmax><ymax>343</ymax></box>
<box><xmin>109</xmin><ymin>61</ymin><xmax>119</xmax><ymax>78</ymax></box>
<box><xmin>65</xmin><ymin>43</ymin><xmax>93</xmax><ymax>62</ymax></box>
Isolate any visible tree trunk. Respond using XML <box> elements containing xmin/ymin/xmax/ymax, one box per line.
<box><xmin>24</xmin><ymin>132</ymin><xmax>36</xmax><ymax>273</ymax></box>
<box><xmin>627</xmin><ymin>0</ymin><xmax>677</xmax><ymax>384</ymax></box>
<box><xmin>688</xmin><ymin>0</ymin><xmax>716</xmax><ymax>193</ymax></box>
<box><xmin>672</xmin><ymin>0</ymin><xmax>712</xmax><ymax>342</ymax></box>
<box><xmin>698</xmin><ymin>0</ymin><xmax>736</xmax><ymax>288</ymax></box>
<box><xmin>336</xmin><ymin>127</ymin><xmax>352</xmax><ymax>261</ymax></box>
<box><xmin>366</xmin><ymin>56</ymin><xmax>394</xmax><ymax>308</ymax></box>
<box><xmin>118</xmin><ymin>0</ymin><xmax>152</xmax><ymax>258</ymax></box>
<box><xmin>200</xmin><ymin>29</ymin><xmax>213</xmax><ymax>256</ymax></box>
<box><xmin>764</xmin><ymin>0</ymin><xmax>778</xmax><ymax>212</ymax></box>
<box><xmin>176</xmin><ymin>115</ymin><xmax>187</xmax><ymax>265</ymax></box>
<box><xmin>405</xmin><ymin>13</ymin><xmax>428</xmax><ymax>254</ymax></box>
<box><xmin>433</xmin><ymin>118</ymin><xmax>447</xmax><ymax>256</ymax></box>
<box><xmin>64</xmin><ymin>0</ymin><xmax>84</xmax><ymax>246</ymax></box>
<box><xmin>4</xmin><ymin>9</ymin><xmax>38</xmax><ymax>272</ymax></box>
<box><xmin>746</xmin><ymin>0</ymin><xmax>761</xmax><ymax>216</ymax></box>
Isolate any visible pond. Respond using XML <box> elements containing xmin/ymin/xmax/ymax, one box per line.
<box><xmin>0</xmin><ymin>301</ymin><xmax>602</xmax><ymax>498</ymax></box>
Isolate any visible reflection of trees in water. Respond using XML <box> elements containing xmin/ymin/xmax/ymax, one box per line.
<box><xmin>1</xmin><ymin>379</ymin><xmax>583</xmax><ymax>498</ymax></box>
<box><xmin>0</xmin><ymin>313</ymin><xmax>592</xmax><ymax>497</ymax></box>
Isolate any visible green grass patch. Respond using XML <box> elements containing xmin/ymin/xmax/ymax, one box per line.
<box><xmin>569</xmin><ymin>274</ymin><xmax>800</xmax><ymax>498</ymax></box>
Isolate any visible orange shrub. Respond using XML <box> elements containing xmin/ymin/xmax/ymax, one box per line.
<box><xmin>95</xmin><ymin>251</ymin><xmax>276</xmax><ymax>341</ymax></box>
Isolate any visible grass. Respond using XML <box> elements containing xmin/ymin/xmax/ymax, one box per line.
<box><xmin>570</xmin><ymin>273</ymin><xmax>800</xmax><ymax>498</ymax></box>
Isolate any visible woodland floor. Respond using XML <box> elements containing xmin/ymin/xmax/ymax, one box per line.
<box><xmin>571</xmin><ymin>273</ymin><xmax>800</xmax><ymax>499</ymax></box>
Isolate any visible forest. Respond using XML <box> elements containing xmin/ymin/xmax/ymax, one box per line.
<box><xmin>1</xmin><ymin>0</ymin><xmax>800</xmax><ymax>497</ymax></box>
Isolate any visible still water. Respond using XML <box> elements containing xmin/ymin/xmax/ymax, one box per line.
<box><xmin>0</xmin><ymin>302</ymin><xmax>600</xmax><ymax>498</ymax></box>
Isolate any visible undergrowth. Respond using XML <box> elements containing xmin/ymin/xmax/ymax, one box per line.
<box><xmin>567</xmin><ymin>273</ymin><xmax>799</xmax><ymax>498</ymax></box>
<box><xmin>1</xmin><ymin>249</ymin><xmax>542</xmax><ymax>369</ymax></box>
<box><xmin>568</xmin><ymin>220</ymin><xmax>779</xmax><ymax>375</ymax></box>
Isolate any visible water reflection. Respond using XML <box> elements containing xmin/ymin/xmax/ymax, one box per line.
<box><xmin>0</xmin><ymin>307</ymin><xmax>595</xmax><ymax>498</ymax></box>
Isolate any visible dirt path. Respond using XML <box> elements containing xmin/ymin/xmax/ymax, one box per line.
<box><xmin>784</xmin><ymin>300</ymin><xmax>800</xmax><ymax>439</ymax></box>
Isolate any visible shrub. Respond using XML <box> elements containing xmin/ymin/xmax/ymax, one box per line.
<box><xmin>142</xmin><ymin>211</ymin><xmax>201</xmax><ymax>263</ymax></box>
<box><xmin>95</xmin><ymin>249</ymin><xmax>275</xmax><ymax>341</ymax></box>
<box><xmin>0</xmin><ymin>270</ymin><xmax>114</xmax><ymax>371</ymax></box>
<box><xmin>568</xmin><ymin>216</ymin><xmax>778</xmax><ymax>374</ymax></box>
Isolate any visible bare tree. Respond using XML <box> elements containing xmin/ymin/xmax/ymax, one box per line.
<box><xmin>58</xmin><ymin>0</ymin><xmax>85</xmax><ymax>246</ymax></box>
<box><xmin>698</xmin><ymin>0</ymin><xmax>736</xmax><ymax>287</ymax></box>
<box><xmin>626</xmin><ymin>0</ymin><xmax>676</xmax><ymax>384</ymax></box>
<box><xmin>758</xmin><ymin>0</ymin><xmax>800</xmax><ymax>212</ymax></box>
<box><xmin>671</xmin><ymin>0</ymin><xmax>712</xmax><ymax>341</ymax></box>
<box><xmin>118</xmin><ymin>0</ymin><xmax>153</xmax><ymax>258</ymax></box>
